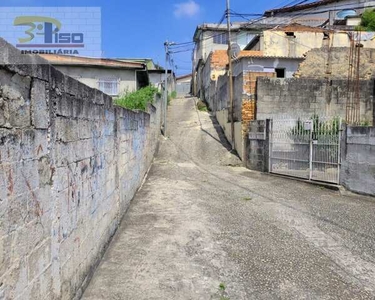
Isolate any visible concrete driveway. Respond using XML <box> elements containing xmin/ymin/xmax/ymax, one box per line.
<box><xmin>82</xmin><ymin>97</ymin><xmax>375</xmax><ymax>300</ymax></box>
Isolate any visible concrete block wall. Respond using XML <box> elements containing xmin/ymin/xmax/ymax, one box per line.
<box><xmin>245</xmin><ymin>120</ymin><xmax>269</xmax><ymax>172</ymax></box>
<box><xmin>0</xmin><ymin>38</ymin><xmax>162</xmax><ymax>300</ymax></box>
<box><xmin>341</xmin><ymin>126</ymin><xmax>375</xmax><ymax>196</ymax></box>
<box><xmin>257</xmin><ymin>77</ymin><xmax>374</xmax><ymax>124</ymax></box>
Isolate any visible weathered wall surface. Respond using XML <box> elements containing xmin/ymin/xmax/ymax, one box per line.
<box><xmin>295</xmin><ymin>47</ymin><xmax>375</xmax><ymax>80</ymax></box>
<box><xmin>245</xmin><ymin>120</ymin><xmax>269</xmax><ymax>172</ymax></box>
<box><xmin>0</xmin><ymin>39</ymin><xmax>162</xmax><ymax>300</ymax></box>
<box><xmin>215</xmin><ymin>110</ymin><xmax>242</xmax><ymax>159</ymax></box>
<box><xmin>233</xmin><ymin>57</ymin><xmax>303</xmax><ymax>78</ymax></box>
<box><xmin>341</xmin><ymin>126</ymin><xmax>375</xmax><ymax>196</ymax></box>
<box><xmin>257</xmin><ymin>78</ymin><xmax>374</xmax><ymax>124</ymax></box>
<box><xmin>262</xmin><ymin>31</ymin><xmax>360</xmax><ymax>57</ymax></box>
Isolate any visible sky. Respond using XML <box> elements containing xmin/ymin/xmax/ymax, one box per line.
<box><xmin>0</xmin><ymin>0</ymin><xmax>297</xmax><ymax>75</ymax></box>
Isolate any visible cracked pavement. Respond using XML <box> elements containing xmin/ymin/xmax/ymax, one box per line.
<box><xmin>82</xmin><ymin>97</ymin><xmax>375</xmax><ymax>300</ymax></box>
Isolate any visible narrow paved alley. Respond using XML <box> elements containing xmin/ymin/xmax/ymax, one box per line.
<box><xmin>83</xmin><ymin>97</ymin><xmax>375</xmax><ymax>300</ymax></box>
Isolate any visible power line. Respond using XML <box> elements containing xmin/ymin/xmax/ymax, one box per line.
<box><xmin>169</xmin><ymin>2</ymin><xmax>375</xmax><ymax>58</ymax></box>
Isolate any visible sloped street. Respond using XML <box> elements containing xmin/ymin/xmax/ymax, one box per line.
<box><xmin>83</xmin><ymin>97</ymin><xmax>375</xmax><ymax>300</ymax></box>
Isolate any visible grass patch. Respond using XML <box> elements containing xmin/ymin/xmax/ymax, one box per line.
<box><xmin>218</xmin><ymin>283</ymin><xmax>230</xmax><ymax>300</ymax></box>
<box><xmin>243</xmin><ymin>197</ymin><xmax>252</xmax><ymax>201</ymax></box>
<box><xmin>197</xmin><ymin>100</ymin><xmax>208</xmax><ymax>112</ymax></box>
<box><xmin>115</xmin><ymin>86</ymin><xmax>158</xmax><ymax>111</ymax></box>
<box><xmin>219</xmin><ymin>283</ymin><xmax>226</xmax><ymax>291</ymax></box>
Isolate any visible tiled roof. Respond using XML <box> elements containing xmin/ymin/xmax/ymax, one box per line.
<box><xmin>210</xmin><ymin>50</ymin><xmax>264</xmax><ymax>68</ymax></box>
<box><xmin>234</xmin><ymin>54</ymin><xmax>304</xmax><ymax>60</ymax></box>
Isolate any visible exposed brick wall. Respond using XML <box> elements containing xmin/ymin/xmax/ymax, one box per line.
<box><xmin>0</xmin><ymin>39</ymin><xmax>162</xmax><ymax>300</ymax></box>
<box><xmin>210</xmin><ymin>50</ymin><xmax>228</xmax><ymax>69</ymax></box>
<box><xmin>241</xmin><ymin>72</ymin><xmax>275</xmax><ymax>135</ymax></box>
<box><xmin>209</xmin><ymin>50</ymin><xmax>264</xmax><ymax>70</ymax></box>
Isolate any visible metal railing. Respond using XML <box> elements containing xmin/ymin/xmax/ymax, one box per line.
<box><xmin>269</xmin><ymin>115</ymin><xmax>342</xmax><ymax>184</ymax></box>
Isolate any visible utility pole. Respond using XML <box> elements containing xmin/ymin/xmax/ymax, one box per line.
<box><xmin>163</xmin><ymin>41</ymin><xmax>168</xmax><ymax>136</ymax></box>
<box><xmin>226</xmin><ymin>0</ymin><xmax>235</xmax><ymax>151</ymax></box>
<box><xmin>163</xmin><ymin>41</ymin><xmax>172</xmax><ymax>136</ymax></box>
<box><xmin>163</xmin><ymin>41</ymin><xmax>176</xmax><ymax>136</ymax></box>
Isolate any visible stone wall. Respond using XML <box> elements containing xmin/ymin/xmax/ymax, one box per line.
<box><xmin>0</xmin><ymin>39</ymin><xmax>162</xmax><ymax>300</ymax></box>
<box><xmin>341</xmin><ymin>126</ymin><xmax>375</xmax><ymax>196</ymax></box>
<box><xmin>295</xmin><ymin>47</ymin><xmax>375</xmax><ymax>80</ymax></box>
<box><xmin>257</xmin><ymin>77</ymin><xmax>374</xmax><ymax>124</ymax></box>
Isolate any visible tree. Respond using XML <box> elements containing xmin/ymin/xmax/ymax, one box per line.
<box><xmin>358</xmin><ymin>9</ymin><xmax>375</xmax><ymax>31</ymax></box>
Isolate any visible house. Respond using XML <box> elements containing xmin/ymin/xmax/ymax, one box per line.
<box><xmin>115</xmin><ymin>58</ymin><xmax>158</xmax><ymax>70</ymax></box>
<box><xmin>263</xmin><ymin>0</ymin><xmax>375</xmax><ymax>27</ymax></box>
<box><xmin>232</xmin><ymin>52</ymin><xmax>304</xmax><ymax>79</ymax></box>
<box><xmin>40</xmin><ymin>54</ymin><xmax>149</xmax><ymax>97</ymax></box>
<box><xmin>176</xmin><ymin>74</ymin><xmax>192</xmax><ymax>96</ymax></box>
<box><xmin>192</xmin><ymin>22</ymin><xmax>279</xmax><ymax>96</ymax></box>
<box><xmin>148</xmin><ymin>69</ymin><xmax>176</xmax><ymax>94</ymax></box>
<box><xmin>245</xmin><ymin>23</ymin><xmax>375</xmax><ymax>57</ymax></box>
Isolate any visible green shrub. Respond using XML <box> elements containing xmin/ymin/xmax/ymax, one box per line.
<box><xmin>171</xmin><ymin>91</ymin><xmax>177</xmax><ymax>99</ymax></box>
<box><xmin>357</xmin><ymin>9</ymin><xmax>375</xmax><ymax>31</ymax></box>
<box><xmin>115</xmin><ymin>86</ymin><xmax>158</xmax><ymax>111</ymax></box>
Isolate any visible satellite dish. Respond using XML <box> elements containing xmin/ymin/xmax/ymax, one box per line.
<box><xmin>230</xmin><ymin>43</ymin><xmax>241</xmax><ymax>59</ymax></box>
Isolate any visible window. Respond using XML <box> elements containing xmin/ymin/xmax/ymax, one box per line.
<box><xmin>98</xmin><ymin>78</ymin><xmax>119</xmax><ymax>96</ymax></box>
<box><xmin>275</xmin><ymin>68</ymin><xmax>285</xmax><ymax>78</ymax></box>
<box><xmin>285</xmin><ymin>32</ymin><xmax>296</xmax><ymax>38</ymax></box>
<box><xmin>213</xmin><ymin>33</ymin><xmax>228</xmax><ymax>45</ymax></box>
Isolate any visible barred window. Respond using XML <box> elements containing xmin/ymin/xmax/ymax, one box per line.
<box><xmin>98</xmin><ymin>78</ymin><xmax>119</xmax><ymax>96</ymax></box>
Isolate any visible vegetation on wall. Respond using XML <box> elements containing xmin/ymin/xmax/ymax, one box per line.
<box><xmin>357</xmin><ymin>9</ymin><xmax>375</xmax><ymax>31</ymax></box>
<box><xmin>290</xmin><ymin>115</ymin><xmax>341</xmax><ymax>137</ymax></box>
<box><xmin>197</xmin><ymin>100</ymin><xmax>208</xmax><ymax>112</ymax></box>
<box><xmin>115</xmin><ymin>86</ymin><xmax>158</xmax><ymax>111</ymax></box>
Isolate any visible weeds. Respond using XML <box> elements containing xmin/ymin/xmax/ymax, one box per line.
<box><xmin>197</xmin><ymin>100</ymin><xmax>208</xmax><ymax>112</ymax></box>
<box><xmin>115</xmin><ymin>86</ymin><xmax>158</xmax><ymax>111</ymax></box>
<box><xmin>218</xmin><ymin>283</ymin><xmax>230</xmax><ymax>300</ymax></box>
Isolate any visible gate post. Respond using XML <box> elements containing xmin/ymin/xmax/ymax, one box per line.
<box><xmin>267</xmin><ymin>119</ymin><xmax>272</xmax><ymax>173</ymax></box>
<box><xmin>309</xmin><ymin>126</ymin><xmax>313</xmax><ymax>181</ymax></box>
<box><xmin>339</xmin><ymin>121</ymin><xmax>347</xmax><ymax>185</ymax></box>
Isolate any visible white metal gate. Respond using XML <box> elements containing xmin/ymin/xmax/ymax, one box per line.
<box><xmin>269</xmin><ymin>116</ymin><xmax>342</xmax><ymax>184</ymax></box>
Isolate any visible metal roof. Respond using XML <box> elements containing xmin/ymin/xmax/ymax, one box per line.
<box><xmin>176</xmin><ymin>74</ymin><xmax>192</xmax><ymax>80</ymax></box>
<box><xmin>40</xmin><ymin>54</ymin><xmax>146</xmax><ymax>69</ymax></box>
<box><xmin>264</xmin><ymin>0</ymin><xmax>343</xmax><ymax>16</ymax></box>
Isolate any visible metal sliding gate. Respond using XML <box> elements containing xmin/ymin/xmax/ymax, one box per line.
<box><xmin>269</xmin><ymin>116</ymin><xmax>342</xmax><ymax>184</ymax></box>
